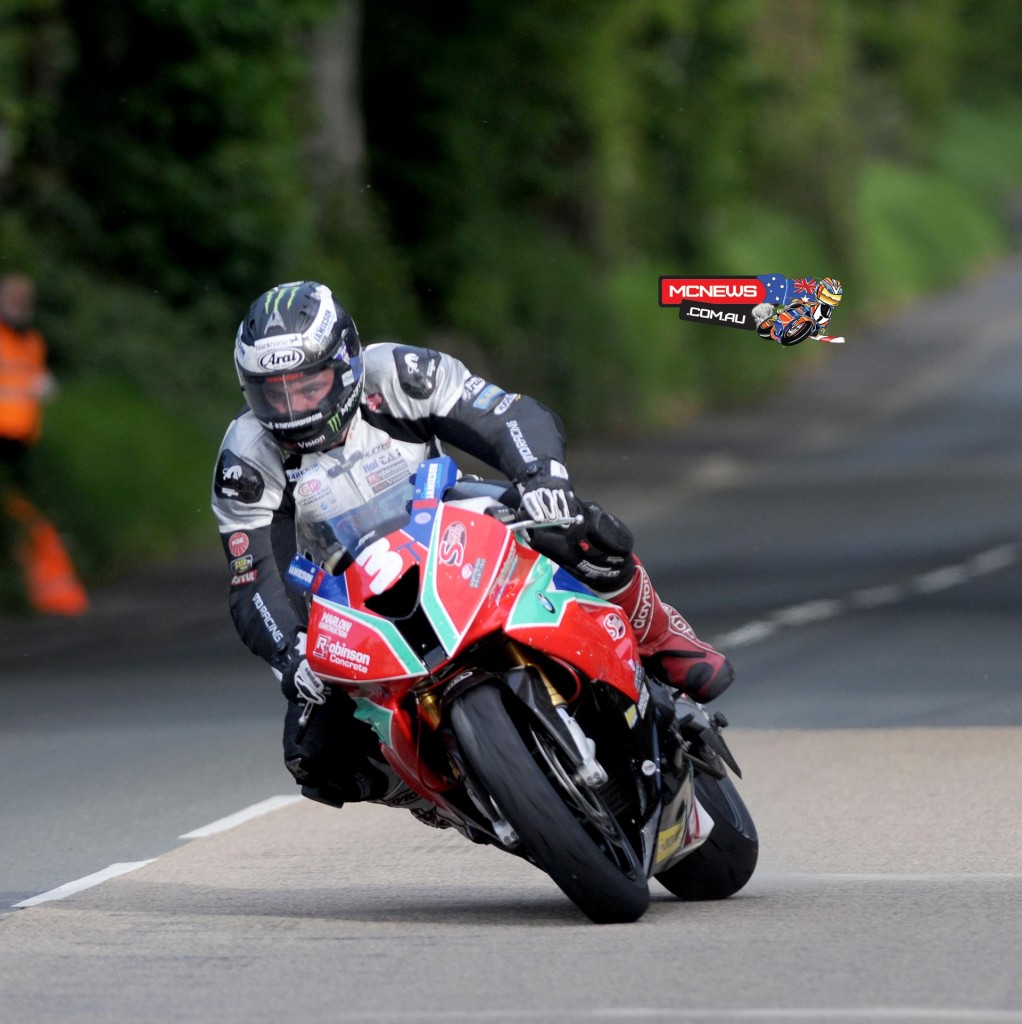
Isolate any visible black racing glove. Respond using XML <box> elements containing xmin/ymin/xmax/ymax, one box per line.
<box><xmin>276</xmin><ymin>632</ymin><xmax>329</xmax><ymax>705</ymax></box>
<box><xmin>517</xmin><ymin>459</ymin><xmax>581</xmax><ymax>523</ymax></box>
<box><xmin>527</xmin><ymin>500</ymin><xmax>636</xmax><ymax>592</ymax></box>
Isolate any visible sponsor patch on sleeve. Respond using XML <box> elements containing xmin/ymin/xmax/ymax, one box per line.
<box><xmin>472</xmin><ymin>384</ymin><xmax>505</xmax><ymax>411</ymax></box>
<box><xmin>228</xmin><ymin>532</ymin><xmax>250</xmax><ymax>557</ymax></box>
<box><xmin>215</xmin><ymin>449</ymin><xmax>265</xmax><ymax>504</ymax></box>
<box><xmin>493</xmin><ymin>392</ymin><xmax>519</xmax><ymax>415</ymax></box>
<box><xmin>231</xmin><ymin>555</ymin><xmax>254</xmax><ymax>574</ymax></box>
<box><xmin>394</xmin><ymin>346</ymin><xmax>440</xmax><ymax>399</ymax></box>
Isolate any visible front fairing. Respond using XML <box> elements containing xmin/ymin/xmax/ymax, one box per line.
<box><xmin>293</xmin><ymin>455</ymin><xmax>643</xmax><ymax>705</ymax></box>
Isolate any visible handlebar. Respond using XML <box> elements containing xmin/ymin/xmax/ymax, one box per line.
<box><xmin>510</xmin><ymin>513</ymin><xmax>585</xmax><ymax>532</ymax></box>
<box><xmin>482</xmin><ymin>503</ymin><xmax>584</xmax><ymax>533</ymax></box>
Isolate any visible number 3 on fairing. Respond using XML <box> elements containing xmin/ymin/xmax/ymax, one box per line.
<box><xmin>356</xmin><ymin>538</ymin><xmax>403</xmax><ymax>595</ymax></box>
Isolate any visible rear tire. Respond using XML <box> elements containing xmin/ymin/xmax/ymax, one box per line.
<box><xmin>450</xmin><ymin>682</ymin><xmax>649</xmax><ymax>923</ymax></box>
<box><xmin>654</xmin><ymin>773</ymin><xmax>758</xmax><ymax>900</ymax></box>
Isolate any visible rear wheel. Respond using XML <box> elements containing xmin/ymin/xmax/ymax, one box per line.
<box><xmin>450</xmin><ymin>682</ymin><xmax>649</xmax><ymax>923</ymax></box>
<box><xmin>654</xmin><ymin>773</ymin><xmax>758</xmax><ymax>900</ymax></box>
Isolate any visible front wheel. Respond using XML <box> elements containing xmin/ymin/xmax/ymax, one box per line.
<box><xmin>654</xmin><ymin>772</ymin><xmax>758</xmax><ymax>900</ymax></box>
<box><xmin>450</xmin><ymin>682</ymin><xmax>649</xmax><ymax>924</ymax></box>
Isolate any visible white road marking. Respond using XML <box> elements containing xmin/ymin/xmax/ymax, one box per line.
<box><xmin>913</xmin><ymin>565</ymin><xmax>971</xmax><ymax>593</ymax></box>
<box><xmin>11</xmin><ymin>796</ymin><xmax>305</xmax><ymax>909</ymax></box>
<box><xmin>969</xmin><ymin>542</ymin><xmax>1021</xmax><ymax>575</ymax></box>
<box><xmin>11</xmin><ymin>860</ymin><xmax>156</xmax><ymax>908</ymax></box>
<box><xmin>713</xmin><ymin>539</ymin><xmax>1021</xmax><ymax>649</ymax></box>
<box><xmin>178</xmin><ymin>794</ymin><xmax>303</xmax><ymax>839</ymax></box>
<box><xmin>771</xmin><ymin>599</ymin><xmax>845</xmax><ymax>625</ymax></box>
<box><xmin>756</xmin><ymin>872</ymin><xmax>1022</xmax><ymax>882</ymax></box>
<box><xmin>713</xmin><ymin>621</ymin><xmax>779</xmax><ymax>647</ymax></box>
<box><xmin>312</xmin><ymin>1008</ymin><xmax>1022</xmax><ymax>1022</ymax></box>
<box><xmin>847</xmin><ymin>584</ymin><xmax>907</xmax><ymax>608</ymax></box>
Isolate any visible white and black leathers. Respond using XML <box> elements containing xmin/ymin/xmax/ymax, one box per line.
<box><xmin>211</xmin><ymin>341</ymin><xmax>568</xmax><ymax>675</ymax></box>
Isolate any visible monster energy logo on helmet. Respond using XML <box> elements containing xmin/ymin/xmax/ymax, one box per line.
<box><xmin>263</xmin><ymin>283</ymin><xmax>301</xmax><ymax>332</ymax></box>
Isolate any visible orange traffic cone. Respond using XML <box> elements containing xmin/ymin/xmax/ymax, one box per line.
<box><xmin>5</xmin><ymin>490</ymin><xmax>89</xmax><ymax>616</ymax></box>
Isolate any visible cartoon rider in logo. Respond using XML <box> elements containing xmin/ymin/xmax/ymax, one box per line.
<box><xmin>753</xmin><ymin>277</ymin><xmax>843</xmax><ymax>346</ymax></box>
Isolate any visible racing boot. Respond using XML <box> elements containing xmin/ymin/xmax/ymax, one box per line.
<box><xmin>368</xmin><ymin>758</ymin><xmax>452</xmax><ymax>829</ymax></box>
<box><xmin>609</xmin><ymin>557</ymin><xmax>733</xmax><ymax>702</ymax></box>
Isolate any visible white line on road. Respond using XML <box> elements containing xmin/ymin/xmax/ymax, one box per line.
<box><xmin>11</xmin><ymin>860</ymin><xmax>156</xmax><ymax>908</ymax></box>
<box><xmin>847</xmin><ymin>584</ymin><xmax>907</xmax><ymax>609</ymax></box>
<box><xmin>969</xmin><ymin>542</ymin><xmax>1021</xmax><ymax>575</ymax></box>
<box><xmin>913</xmin><ymin>564</ymin><xmax>972</xmax><ymax>593</ymax></box>
<box><xmin>712</xmin><ymin>539</ymin><xmax>1021</xmax><ymax>650</ymax></box>
<box><xmin>714</xmin><ymin>620</ymin><xmax>780</xmax><ymax>646</ymax></box>
<box><xmin>754</xmin><ymin>872</ymin><xmax>1022</xmax><ymax>882</ymax></box>
<box><xmin>771</xmin><ymin>599</ymin><xmax>846</xmax><ymax>626</ymax></box>
<box><xmin>11</xmin><ymin>796</ymin><xmax>305</xmax><ymax>909</ymax></box>
<box><xmin>178</xmin><ymin>794</ymin><xmax>303</xmax><ymax>839</ymax></box>
<box><xmin>309</xmin><ymin>1007</ymin><xmax>1022</xmax><ymax>1022</ymax></box>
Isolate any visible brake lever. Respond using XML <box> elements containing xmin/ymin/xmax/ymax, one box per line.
<box><xmin>511</xmin><ymin>513</ymin><xmax>585</xmax><ymax>532</ymax></box>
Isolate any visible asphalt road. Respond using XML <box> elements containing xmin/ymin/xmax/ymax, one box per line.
<box><xmin>1</xmin><ymin>259</ymin><xmax>1021</xmax><ymax>1023</ymax></box>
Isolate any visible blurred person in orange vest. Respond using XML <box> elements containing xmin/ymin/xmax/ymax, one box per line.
<box><xmin>0</xmin><ymin>272</ymin><xmax>88</xmax><ymax>615</ymax></box>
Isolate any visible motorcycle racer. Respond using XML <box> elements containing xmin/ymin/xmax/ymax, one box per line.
<box><xmin>753</xmin><ymin>277</ymin><xmax>843</xmax><ymax>344</ymax></box>
<box><xmin>211</xmin><ymin>281</ymin><xmax>734</xmax><ymax>808</ymax></box>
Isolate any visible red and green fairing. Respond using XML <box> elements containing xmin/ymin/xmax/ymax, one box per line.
<box><xmin>308</xmin><ymin>501</ymin><xmax>639</xmax><ymax>696</ymax></box>
<box><xmin>303</xmin><ymin>497</ymin><xmax>642</xmax><ymax>800</ymax></box>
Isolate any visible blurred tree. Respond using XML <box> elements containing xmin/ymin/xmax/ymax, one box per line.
<box><xmin>44</xmin><ymin>0</ymin><xmax>331</xmax><ymax>299</ymax></box>
<box><xmin>742</xmin><ymin>0</ymin><xmax>858</xmax><ymax>258</ymax></box>
<box><xmin>359</xmin><ymin>0</ymin><xmax>862</xmax><ymax>426</ymax></box>
<box><xmin>956</xmin><ymin>0</ymin><xmax>1022</xmax><ymax>102</ymax></box>
<box><xmin>303</xmin><ymin>0</ymin><xmax>420</xmax><ymax>338</ymax></box>
<box><xmin>0</xmin><ymin>1</ymin><xmax>419</xmax><ymax>399</ymax></box>
<box><xmin>0</xmin><ymin>0</ymin><xmax>74</xmax><ymax>204</ymax></box>
<box><xmin>851</xmin><ymin>0</ymin><xmax>960</xmax><ymax>162</ymax></box>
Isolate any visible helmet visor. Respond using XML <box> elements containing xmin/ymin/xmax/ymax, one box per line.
<box><xmin>261</xmin><ymin>368</ymin><xmax>334</xmax><ymax>417</ymax></box>
<box><xmin>242</xmin><ymin>360</ymin><xmax>360</xmax><ymax>438</ymax></box>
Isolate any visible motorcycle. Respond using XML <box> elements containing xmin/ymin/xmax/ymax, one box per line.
<box><xmin>757</xmin><ymin>300</ymin><xmax>818</xmax><ymax>345</ymax></box>
<box><xmin>285</xmin><ymin>454</ymin><xmax>757</xmax><ymax>923</ymax></box>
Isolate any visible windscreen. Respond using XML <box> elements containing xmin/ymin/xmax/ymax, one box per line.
<box><xmin>294</xmin><ymin>447</ymin><xmax>415</xmax><ymax>570</ymax></box>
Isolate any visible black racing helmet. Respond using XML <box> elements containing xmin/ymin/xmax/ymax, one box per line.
<box><xmin>235</xmin><ymin>281</ymin><xmax>363</xmax><ymax>453</ymax></box>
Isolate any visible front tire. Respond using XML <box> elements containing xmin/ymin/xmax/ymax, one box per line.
<box><xmin>450</xmin><ymin>681</ymin><xmax>649</xmax><ymax>923</ymax></box>
<box><xmin>654</xmin><ymin>773</ymin><xmax>758</xmax><ymax>900</ymax></box>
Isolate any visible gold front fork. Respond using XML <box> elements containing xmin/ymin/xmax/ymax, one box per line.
<box><xmin>416</xmin><ymin>640</ymin><xmax>569</xmax><ymax>730</ymax></box>
<box><xmin>504</xmin><ymin>640</ymin><xmax>567</xmax><ymax>708</ymax></box>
